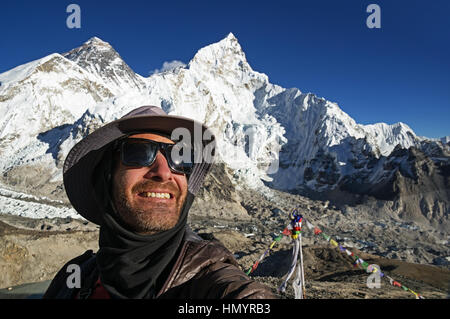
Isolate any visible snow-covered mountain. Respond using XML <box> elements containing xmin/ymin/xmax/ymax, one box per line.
<box><xmin>62</xmin><ymin>37</ymin><xmax>147</xmax><ymax>92</ymax></box>
<box><xmin>0</xmin><ymin>33</ymin><xmax>448</xmax><ymax>227</ymax></box>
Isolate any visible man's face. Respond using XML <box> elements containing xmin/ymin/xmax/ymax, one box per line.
<box><xmin>111</xmin><ymin>133</ymin><xmax>188</xmax><ymax>235</ymax></box>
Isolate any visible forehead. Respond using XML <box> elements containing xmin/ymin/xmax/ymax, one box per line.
<box><xmin>127</xmin><ymin>132</ymin><xmax>174</xmax><ymax>144</ymax></box>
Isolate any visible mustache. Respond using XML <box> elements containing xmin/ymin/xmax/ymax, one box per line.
<box><xmin>131</xmin><ymin>181</ymin><xmax>180</xmax><ymax>196</ymax></box>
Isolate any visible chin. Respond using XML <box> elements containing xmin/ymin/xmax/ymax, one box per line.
<box><xmin>123</xmin><ymin>210</ymin><xmax>180</xmax><ymax>234</ymax></box>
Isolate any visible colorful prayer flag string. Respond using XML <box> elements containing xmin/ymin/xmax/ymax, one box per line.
<box><xmin>293</xmin><ymin>207</ymin><xmax>425</xmax><ymax>299</ymax></box>
<box><xmin>245</xmin><ymin>232</ymin><xmax>285</xmax><ymax>275</ymax></box>
<box><xmin>245</xmin><ymin>206</ymin><xmax>425</xmax><ymax>299</ymax></box>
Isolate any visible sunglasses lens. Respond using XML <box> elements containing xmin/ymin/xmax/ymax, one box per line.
<box><xmin>170</xmin><ymin>158</ymin><xmax>194</xmax><ymax>174</ymax></box>
<box><xmin>167</xmin><ymin>143</ymin><xmax>194</xmax><ymax>174</ymax></box>
<box><xmin>122</xmin><ymin>140</ymin><xmax>158</xmax><ymax>167</ymax></box>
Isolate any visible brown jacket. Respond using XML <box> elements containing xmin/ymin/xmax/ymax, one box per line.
<box><xmin>43</xmin><ymin>228</ymin><xmax>276</xmax><ymax>299</ymax></box>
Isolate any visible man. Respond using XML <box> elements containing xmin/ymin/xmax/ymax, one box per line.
<box><xmin>43</xmin><ymin>105</ymin><xmax>275</xmax><ymax>299</ymax></box>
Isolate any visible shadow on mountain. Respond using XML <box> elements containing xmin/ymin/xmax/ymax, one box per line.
<box><xmin>37</xmin><ymin>124</ymin><xmax>72</xmax><ymax>164</ymax></box>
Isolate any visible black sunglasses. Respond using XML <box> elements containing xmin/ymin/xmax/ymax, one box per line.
<box><xmin>117</xmin><ymin>137</ymin><xmax>194</xmax><ymax>175</ymax></box>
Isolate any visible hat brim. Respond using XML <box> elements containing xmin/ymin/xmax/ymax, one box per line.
<box><xmin>63</xmin><ymin>114</ymin><xmax>215</xmax><ymax>225</ymax></box>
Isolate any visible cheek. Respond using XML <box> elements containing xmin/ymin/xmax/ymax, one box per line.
<box><xmin>112</xmin><ymin>168</ymin><xmax>136</xmax><ymax>196</ymax></box>
<box><xmin>174</xmin><ymin>175</ymin><xmax>188</xmax><ymax>195</ymax></box>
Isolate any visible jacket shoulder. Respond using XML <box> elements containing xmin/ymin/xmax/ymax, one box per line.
<box><xmin>160</xmin><ymin>231</ymin><xmax>276</xmax><ymax>299</ymax></box>
<box><xmin>183</xmin><ymin>227</ymin><xmax>236</xmax><ymax>266</ymax></box>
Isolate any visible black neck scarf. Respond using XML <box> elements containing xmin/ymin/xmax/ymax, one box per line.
<box><xmin>93</xmin><ymin>148</ymin><xmax>194</xmax><ymax>299</ymax></box>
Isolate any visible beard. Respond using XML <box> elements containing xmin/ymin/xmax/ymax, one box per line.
<box><xmin>112</xmin><ymin>180</ymin><xmax>187</xmax><ymax>235</ymax></box>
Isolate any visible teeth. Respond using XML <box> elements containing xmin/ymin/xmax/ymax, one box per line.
<box><xmin>144</xmin><ymin>192</ymin><xmax>170</xmax><ymax>198</ymax></box>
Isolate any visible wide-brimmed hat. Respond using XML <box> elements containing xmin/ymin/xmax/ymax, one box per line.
<box><xmin>63</xmin><ymin>105</ymin><xmax>216</xmax><ymax>225</ymax></box>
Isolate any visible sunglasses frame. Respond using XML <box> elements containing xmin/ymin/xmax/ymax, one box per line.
<box><xmin>115</xmin><ymin>135</ymin><xmax>194</xmax><ymax>175</ymax></box>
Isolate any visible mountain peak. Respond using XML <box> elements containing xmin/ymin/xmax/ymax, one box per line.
<box><xmin>63</xmin><ymin>37</ymin><xmax>116</xmax><ymax>63</ymax></box>
<box><xmin>225</xmin><ymin>32</ymin><xmax>237</xmax><ymax>41</ymax></box>
<box><xmin>218</xmin><ymin>32</ymin><xmax>242</xmax><ymax>50</ymax></box>
<box><xmin>83</xmin><ymin>36</ymin><xmax>111</xmax><ymax>48</ymax></box>
<box><xmin>63</xmin><ymin>37</ymin><xmax>114</xmax><ymax>60</ymax></box>
<box><xmin>87</xmin><ymin>36</ymin><xmax>106</xmax><ymax>42</ymax></box>
<box><xmin>187</xmin><ymin>32</ymin><xmax>250</xmax><ymax>75</ymax></box>
<box><xmin>62</xmin><ymin>37</ymin><xmax>144</xmax><ymax>91</ymax></box>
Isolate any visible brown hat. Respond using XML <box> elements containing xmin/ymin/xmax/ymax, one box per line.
<box><xmin>63</xmin><ymin>105</ymin><xmax>216</xmax><ymax>225</ymax></box>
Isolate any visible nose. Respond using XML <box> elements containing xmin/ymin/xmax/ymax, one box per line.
<box><xmin>143</xmin><ymin>151</ymin><xmax>172</xmax><ymax>181</ymax></box>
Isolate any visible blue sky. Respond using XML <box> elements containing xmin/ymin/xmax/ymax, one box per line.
<box><xmin>1</xmin><ymin>0</ymin><xmax>449</xmax><ymax>138</ymax></box>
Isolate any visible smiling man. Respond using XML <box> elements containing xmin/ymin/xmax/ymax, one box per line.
<box><xmin>43</xmin><ymin>105</ymin><xmax>275</xmax><ymax>299</ymax></box>
<box><xmin>111</xmin><ymin>132</ymin><xmax>189</xmax><ymax>235</ymax></box>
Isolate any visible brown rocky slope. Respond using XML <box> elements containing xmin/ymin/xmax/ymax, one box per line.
<box><xmin>0</xmin><ymin>212</ymin><xmax>448</xmax><ymax>299</ymax></box>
